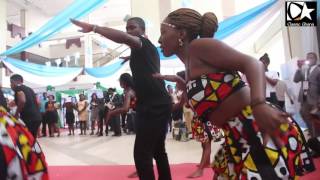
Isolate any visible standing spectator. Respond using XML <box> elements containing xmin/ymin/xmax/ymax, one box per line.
<box><xmin>294</xmin><ymin>52</ymin><xmax>320</xmax><ymax>138</ymax></box>
<box><xmin>259</xmin><ymin>53</ymin><xmax>279</xmax><ymax>105</ymax></box>
<box><xmin>97</xmin><ymin>96</ymin><xmax>106</xmax><ymax>136</ymax></box>
<box><xmin>90</xmin><ymin>93</ymin><xmax>99</xmax><ymax>135</ymax></box>
<box><xmin>99</xmin><ymin>90</ymin><xmax>110</xmax><ymax>136</ymax></box>
<box><xmin>275</xmin><ymin>78</ymin><xmax>294</xmax><ymax>110</ymax></box>
<box><xmin>64</xmin><ymin>96</ymin><xmax>76</xmax><ymax>135</ymax></box>
<box><xmin>45</xmin><ymin>95</ymin><xmax>60</xmax><ymax>137</ymax></box>
<box><xmin>77</xmin><ymin>94</ymin><xmax>88</xmax><ymax>135</ymax></box>
<box><xmin>10</xmin><ymin>74</ymin><xmax>42</xmax><ymax>138</ymax></box>
<box><xmin>176</xmin><ymin>71</ymin><xmax>193</xmax><ymax>135</ymax></box>
<box><xmin>59</xmin><ymin>98</ymin><xmax>66</xmax><ymax>128</ymax></box>
<box><xmin>167</xmin><ymin>85</ymin><xmax>176</xmax><ymax>132</ymax></box>
<box><xmin>40</xmin><ymin>92</ymin><xmax>48</xmax><ymax>137</ymax></box>
<box><xmin>105</xmin><ymin>88</ymin><xmax>122</xmax><ymax>136</ymax></box>
<box><xmin>183</xmin><ymin>104</ymin><xmax>193</xmax><ymax>134</ymax></box>
<box><xmin>71</xmin><ymin>96</ymin><xmax>79</xmax><ymax>128</ymax></box>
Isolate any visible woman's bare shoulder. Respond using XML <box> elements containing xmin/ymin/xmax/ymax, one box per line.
<box><xmin>189</xmin><ymin>38</ymin><xmax>226</xmax><ymax>55</ymax></box>
<box><xmin>189</xmin><ymin>38</ymin><xmax>221</xmax><ymax>47</ymax></box>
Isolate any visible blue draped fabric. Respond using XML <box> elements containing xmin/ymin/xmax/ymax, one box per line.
<box><xmin>84</xmin><ymin>60</ymin><xmax>123</xmax><ymax>78</ymax></box>
<box><xmin>3</xmin><ymin>57</ymin><xmax>82</xmax><ymax>77</ymax></box>
<box><xmin>158</xmin><ymin>47</ymin><xmax>177</xmax><ymax>60</ymax></box>
<box><xmin>159</xmin><ymin>0</ymin><xmax>277</xmax><ymax>60</ymax></box>
<box><xmin>3</xmin><ymin>57</ymin><xmax>123</xmax><ymax>78</ymax></box>
<box><xmin>215</xmin><ymin>0</ymin><xmax>276</xmax><ymax>39</ymax></box>
<box><xmin>1</xmin><ymin>0</ymin><xmax>107</xmax><ymax>56</ymax></box>
<box><xmin>0</xmin><ymin>0</ymin><xmax>278</xmax><ymax>79</ymax></box>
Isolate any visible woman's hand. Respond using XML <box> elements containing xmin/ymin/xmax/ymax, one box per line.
<box><xmin>252</xmin><ymin>103</ymin><xmax>290</xmax><ymax>147</ymax></box>
<box><xmin>120</xmin><ymin>56</ymin><xmax>130</xmax><ymax>61</ymax></box>
<box><xmin>120</xmin><ymin>56</ymin><xmax>130</xmax><ymax>65</ymax></box>
<box><xmin>152</xmin><ymin>73</ymin><xmax>177</xmax><ymax>81</ymax></box>
<box><xmin>152</xmin><ymin>73</ymin><xmax>186</xmax><ymax>91</ymax></box>
<box><xmin>70</xmin><ymin>19</ymin><xmax>94</xmax><ymax>33</ymax></box>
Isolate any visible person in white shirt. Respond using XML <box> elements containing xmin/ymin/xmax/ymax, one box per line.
<box><xmin>275</xmin><ymin>78</ymin><xmax>294</xmax><ymax>110</ymax></box>
<box><xmin>259</xmin><ymin>53</ymin><xmax>279</xmax><ymax>105</ymax></box>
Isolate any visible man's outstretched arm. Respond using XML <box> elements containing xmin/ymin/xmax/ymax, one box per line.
<box><xmin>71</xmin><ymin>19</ymin><xmax>142</xmax><ymax>49</ymax></box>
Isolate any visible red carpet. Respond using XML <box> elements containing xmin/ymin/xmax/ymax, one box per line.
<box><xmin>49</xmin><ymin>160</ymin><xmax>320</xmax><ymax>180</ymax></box>
<box><xmin>300</xmin><ymin>158</ymin><xmax>320</xmax><ymax>180</ymax></box>
<box><xmin>49</xmin><ymin>163</ymin><xmax>213</xmax><ymax>180</ymax></box>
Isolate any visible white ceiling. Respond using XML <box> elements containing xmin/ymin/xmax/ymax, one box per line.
<box><xmin>7</xmin><ymin>0</ymin><xmax>131</xmax><ymax>25</ymax></box>
<box><xmin>7</xmin><ymin>0</ymin><xmax>74</xmax><ymax>17</ymax></box>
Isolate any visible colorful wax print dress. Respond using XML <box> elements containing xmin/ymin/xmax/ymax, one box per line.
<box><xmin>186</xmin><ymin>72</ymin><xmax>315</xmax><ymax>179</ymax></box>
<box><xmin>191</xmin><ymin>116</ymin><xmax>223</xmax><ymax>143</ymax></box>
<box><xmin>0</xmin><ymin>107</ymin><xmax>48</xmax><ymax>179</ymax></box>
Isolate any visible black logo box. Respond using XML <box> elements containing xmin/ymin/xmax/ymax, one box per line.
<box><xmin>285</xmin><ymin>1</ymin><xmax>317</xmax><ymax>26</ymax></box>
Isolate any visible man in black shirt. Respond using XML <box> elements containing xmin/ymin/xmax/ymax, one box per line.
<box><xmin>105</xmin><ymin>88</ymin><xmax>123</xmax><ymax>136</ymax></box>
<box><xmin>10</xmin><ymin>74</ymin><xmax>42</xmax><ymax>138</ymax></box>
<box><xmin>71</xmin><ymin>17</ymin><xmax>172</xmax><ymax>180</ymax></box>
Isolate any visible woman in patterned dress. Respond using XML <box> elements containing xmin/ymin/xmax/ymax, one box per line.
<box><xmin>177</xmin><ymin>70</ymin><xmax>223</xmax><ymax>178</ymax></box>
<box><xmin>0</xmin><ymin>105</ymin><xmax>48</xmax><ymax>179</ymax></box>
<box><xmin>154</xmin><ymin>8</ymin><xmax>315</xmax><ymax>179</ymax></box>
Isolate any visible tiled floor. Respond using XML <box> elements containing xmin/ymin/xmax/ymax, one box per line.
<box><xmin>38</xmin><ymin>129</ymin><xmax>222</xmax><ymax>166</ymax></box>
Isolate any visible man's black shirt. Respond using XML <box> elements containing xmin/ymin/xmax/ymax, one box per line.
<box><xmin>14</xmin><ymin>85</ymin><xmax>41</xmax><ymax>122</ymax></box>
<box><xmin>130</xmin><ymin>36</ymin><xmax>171</xmax><ymax>106</ymax></box>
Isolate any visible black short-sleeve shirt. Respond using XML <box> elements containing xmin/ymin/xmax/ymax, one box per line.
<box><xmin>14</xmin><ymin>85</ymin><xmax>41</xmax><ymax>122</ymax></box>
<box><xmin>130</xmin><ymin>36</ymin><xmax>171</xmax><ymax>106</ymax></box>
